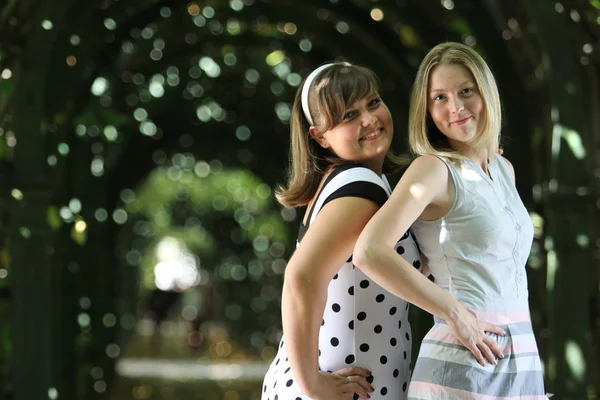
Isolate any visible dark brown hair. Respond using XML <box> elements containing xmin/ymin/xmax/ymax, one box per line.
<box><xmin>276</xmin><ymin>63</ymin><xmax>404</xmax><ymax>208</ymax></box>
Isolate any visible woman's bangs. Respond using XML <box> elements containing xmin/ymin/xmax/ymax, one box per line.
<box><xmin>338</xmin><ymin>67</ymin><xmax>379</xmax><ymax>107</ymax></box>
<box><xmin>318</xmin><ymin>66</ymin><xmax>379</xmax><ymax>126</ymax></box>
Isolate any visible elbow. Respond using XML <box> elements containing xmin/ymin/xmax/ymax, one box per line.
<box><xmin>283</xmin><ymin>269</ymin><xmax>304</xmax><ymax>297</ymax></box>
<box><xmin>281</xmin><ymin>268</ymin><xmax>328</xmax><ymax>320</ymax></box>
<box><xmin>353</xmin><ymin>240</ymin><xmax>381</xmax><ymax>271</ymax></box>
<box><xmin>283</xmin><ymin>267</ymin><xmax>317</xmax><ymax>299</ymax></box>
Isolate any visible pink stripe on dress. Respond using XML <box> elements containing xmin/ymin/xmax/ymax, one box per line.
<box><xmin>409</xmin><ymin>382</ymin><xmax>549</xmax><ymax>400</ymax></box>
<box><xmin>473</xmin><ymin>309</ymin><xmax>532</xmax><ymax>325</ymax></box>
<box><xmin>423</xmin><ymin>332</ymin><xmax>541</xmax><ymax>358</ymax></box>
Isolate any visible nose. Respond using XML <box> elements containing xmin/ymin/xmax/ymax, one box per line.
<box><xmin>448</xmin><ymin>96</ymin><xmax>465</xmax><ymax>114</ymax></box>
<box><xmin>361</xmin><ymin>111</ymin><xmax>377</xmax><ymax>127</ymax></box>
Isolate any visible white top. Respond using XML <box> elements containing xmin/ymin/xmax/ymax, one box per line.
<box><xmin>411</xmin><ymin>155</ymin><xmax>534</xmax><ymax>311</ymax></box>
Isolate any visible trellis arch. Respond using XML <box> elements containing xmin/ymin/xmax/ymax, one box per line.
<box><xmin>2</xmin><ymin>0</ymin><xmax>598</xmax><ymax>399</ymax></box>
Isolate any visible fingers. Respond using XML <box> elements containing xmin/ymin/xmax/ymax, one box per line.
<box><xmin>344</xmin><ymin>381</ymin><xmax>372</xmax><ymax>399</ymax></box>
<box><xmin>343</xmin><ymin>375</ymin><xmax>374</xmax><ymax>398</ymax></box>
<box><xmin>477</xmin><ymin>339</ymin><xmax>498</xmax><ymax>365</ymax></box>
<box><xmin>316</xmin><ymin>371</ymin><xmax>373</xmax><ymax>400</ymax></box>
<box><xmin>485</xmin><ymin>323</ymin><xmax>506</xmax><ymax>336</ymax></box>
<box><xmin>334</xmin><ymin>367</ymin><xmax>371</xmax><ymax>377</ymax></box>
<box><xmin>483</xmin><ymin>335</ymin><xmax>505</xmax><ymax>360</ymax></box>
<box><xmin>448</xmin><ymin>311</ymin><xmax>508</xmax><ymax>367</ymax></box>
<box><xmin>332</xmin><ymin>369</ymin><xmax>374</xmax><ymax>399</ymax></box>
<box><xmin>465</xmin><ymin>341</ymin><xmax>486</xmax><ymax>367</ymax></box>
<box><xmin>470</xmin><ymin>334</ymin><xmax>505</xmax><ymax>366</ymax></box>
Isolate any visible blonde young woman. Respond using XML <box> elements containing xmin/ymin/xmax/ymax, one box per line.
<box><xmin>261</xmin><ymin>62</ymin><xmax>422</xmax><ymax>400</ymax></box>
<box><xmin>354</xmin><ymin>42</ymin><xmax>547</xmax><ymax>398</ymax></box>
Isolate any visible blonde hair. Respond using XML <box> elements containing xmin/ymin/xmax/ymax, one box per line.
<box><xmin>408</xmin><ymin>42</ymin><xmax>502</xmax><ymax>161</ymax></box>
<box><xmin>276</xmin><ymin>62</ymin><xmax>404</xmax><ymax>208</ymax></box>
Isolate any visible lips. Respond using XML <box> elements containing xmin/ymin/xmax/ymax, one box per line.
<box><xmin>450</xmin><ymin>116</ymin><xmax>472</xmax><ymax>126</ymax></box>
<box><xmin>360</xmin><ymin>128</ymin><xmax>383</xmax><ymax>141</ymax></box>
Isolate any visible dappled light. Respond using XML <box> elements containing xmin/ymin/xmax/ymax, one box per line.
<box><xmin>0</xmin><ymin>0</ymin><xmax>598</xmax><ymax>399</ymax></box>
<box><xmin>408</xmin><ymin>183</ymin><xmax>425</xmax><ymax>199</ymax></box>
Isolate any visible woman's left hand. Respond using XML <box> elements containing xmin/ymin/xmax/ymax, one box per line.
<box><xmin>446</xmin><ymin>305</ymin><xmax>506</xmax><ymax>366</ymax></box>
<box><xmin>332</xmin><ymin>367</ymin><xmax>374</xmax><ymax>398</ymax></box>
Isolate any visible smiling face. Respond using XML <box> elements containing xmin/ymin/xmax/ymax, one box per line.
<box><xmin>427</xmin><ymin>63</ymin><xmax>484</xmax><ymax>151</ymax></box>
<box><xmin>311</xmin><ymin>93</ymin><xmax>393</xmax><ymax>173</ymax></box>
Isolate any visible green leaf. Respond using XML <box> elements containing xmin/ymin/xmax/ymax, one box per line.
<box><xmin>47</xmin><ymin>206</ymin><xmax>62</xmax><ymax>230</ymax></box>
<box><xmin>100</xmin><ymin>108</ymin><xmax>133</xmax><ymax>127</ymax></box>
<box><xmin>448</xmin><ymin>17</ymin><xmax>472</xmax><ymax>35</ymax></box>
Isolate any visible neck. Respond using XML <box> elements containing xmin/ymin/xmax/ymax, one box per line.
<box><xmin>360</xmin><ymin>159</ymin><xmax>384</xmax><ymax>175</ymax></box>
<box><xmin>467</xmin><ymin>151</ymin><xmax>489</xmax><ymax>169</ymax></box>
<box><xmin>449</xmin><ymin>140</ymin><xmax>489</xmax><ymax>169</ymax></box>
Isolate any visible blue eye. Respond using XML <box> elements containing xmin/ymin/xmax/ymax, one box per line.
<box><xmin>342</xmin><ymin>111</ymin><xmax>356</xmax><ymax>120</ymax></box>
<box><xmin>368</xmin><ymin>98</ymin><xmax>381</xmax><ymax>107</ymax></box>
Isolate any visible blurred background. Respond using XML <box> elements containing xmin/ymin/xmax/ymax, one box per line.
<box><xmin>0</xmin><ymin>0</ymin><xmax>598</xmax><ymax>399</ymax></box>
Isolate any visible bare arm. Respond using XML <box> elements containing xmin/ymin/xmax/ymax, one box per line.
<box><xmin>354</xmin><ymin>155</ymin><xmax>505</xmax><ymax>366</ymax></box>
<box><xmin>354</xmin><ymin>156</ymin><xmax>463</xmax><ymax>319</ymax></box>
<box><xmin>283</xmin><ymin>196</ymin><xmax>378</xmax><ymax>399</ymax></box>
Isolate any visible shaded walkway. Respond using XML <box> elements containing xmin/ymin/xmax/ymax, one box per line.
<box><xmin>116</xmin><ymin>359</ymin><xmax>269</xmax><ymax>381</ymax></box>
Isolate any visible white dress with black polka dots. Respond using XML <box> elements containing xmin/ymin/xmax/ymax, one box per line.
<box><xmin>262</xmin><ymin>167</ymin><xmax>422</xmax><ymax>400</ymax></box>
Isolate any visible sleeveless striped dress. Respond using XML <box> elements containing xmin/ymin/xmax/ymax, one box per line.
<box><xmin>409</xmin><ymin>155</ymin><xmax>547</xmax><ymax>399</ymax></box>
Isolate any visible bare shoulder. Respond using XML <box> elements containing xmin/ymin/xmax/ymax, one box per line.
<box><xmin>403</xmin><ymin>154</ymin><xmax>449</xmax><ymax>183</ymax></box>
<box><xmin>388</xmin><ymin>154</ymin><xmax>451</xmax><ymax>210</ymax></box>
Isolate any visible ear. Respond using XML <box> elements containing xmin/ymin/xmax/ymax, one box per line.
<box><xmin>309</xmin><ymin>126</ymin><xmax>329</xmax><ymax>149</ymax></box>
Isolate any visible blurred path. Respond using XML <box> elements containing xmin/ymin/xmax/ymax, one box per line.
<box><xmin>116</xmin><ymin>358</ymin><xmax>269</xmax><ymax>380</ymax></box>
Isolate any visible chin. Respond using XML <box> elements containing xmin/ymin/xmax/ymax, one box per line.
<box><xmin>452</xmin><ymin>130</ymin><xmax>477</xmax><ymax>142</ymax></box>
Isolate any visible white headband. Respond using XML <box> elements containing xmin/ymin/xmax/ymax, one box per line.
<box><xmin>301</xmin><ymin>62</ymin><xmax>351</xmax><ymax>126</ymax></box>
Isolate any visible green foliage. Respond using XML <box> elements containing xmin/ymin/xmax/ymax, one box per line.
<box><xmin>72</xmin><ymin>108</ymin><xmax>132</xmax><ymax>132</ymax></box>
<box><xmin>0</xmin><ymin>79</ymin><xmax>14</xmax><ymax>101</ymax></box>
<box><xmin>126</xmin><ymin>164</ymin><xmax>292</xmax><ymax>351</ymax></box>
<box><xmin>0</xmin><ymin>308</ymin><xmax>10</xmax><ymax>390</ymax></box>
<box><xmin>448</xmin><ymin>17</ymin><xmax>473</xmax><ymax>36</ymax></box>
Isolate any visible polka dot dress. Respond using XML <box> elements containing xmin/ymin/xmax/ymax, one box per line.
<box><xmin>261</xmin><ymin>167</ymin><xmax>422</xmax><ymax>400</ymax></box>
